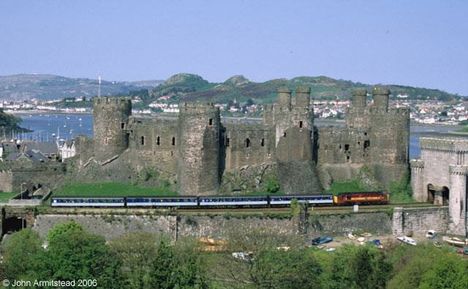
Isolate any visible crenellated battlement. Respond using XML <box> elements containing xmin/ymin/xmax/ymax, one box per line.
<box><xmin>410</xmin><ymin>159</ymin><xmax>425</xmax><ymax>169</ymax></box>
<box><xmin>420</xmin><ymin>137</ymin><xmax>468</xmax><ymax>153</ymax></box>
<box><xmin>179</xmin><ymin>102</ymin><xmax>219</xmax><ymax>114</ymax></box>
<box><xmin>93</xmin><ymin>96</ymin><xmax>131</xmax><ymax>106</ymax></box>
<box><xmin>449</xmin><ymin>165</ymin><xmax>468</xmax><ymax>175</ymax></box>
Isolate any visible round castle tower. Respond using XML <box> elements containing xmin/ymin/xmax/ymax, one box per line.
<box><xmin>177</xmin><ymin>102</ymin><xmax>221</xmax><ymax>195</ymax></box>
<box><xmin>277</xmin><ymin>87</ymin><xmax>292</xmax><ymax>109</ymax></box>
<box><xmin>352</xmin><ymin>88</ymin><xmax>367</xmax><ymax>108</ymax></box>
<box><xmin>295</xmin><ymin>86</ymin><xmax>311</xmax><ymax>108</ymax></box>
<box><xmin>93</xmin><ymin>97</ymin><xmax>132</xmax><ymax>160</ymax></box>
<box><xmin>372</xmin><ymin>86</ymin><xmax>390</xmax><ymax>111</ymax></box>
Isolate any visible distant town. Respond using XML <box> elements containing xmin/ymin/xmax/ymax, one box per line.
<box><xmin>2</xmin><ymin>93</ymin><xmax>467</xmax><ymax>125</ymax></box>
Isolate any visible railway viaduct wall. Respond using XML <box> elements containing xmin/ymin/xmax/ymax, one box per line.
<box><xmin>0</xmin><ymin>206</ymin><xmax>444</xmax><ymax>241</ymax></box>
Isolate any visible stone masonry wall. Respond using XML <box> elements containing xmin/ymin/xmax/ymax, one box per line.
<box><xmin>29</xmin><ymin>207</ymin><xmax>451</xmax><ymax>243</ymax></box>
<box><xmin>392</xmin><ymin>207</ymin><xmax>449</xmax><ymax>237</ymax></box>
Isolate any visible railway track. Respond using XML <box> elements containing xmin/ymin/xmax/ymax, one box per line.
<box><xmin>45</xmin><ymin>202</ymin><xmax>443</xmax><ymax>215</ymax></box>
<box><xmin>174</xmin><ymin>202</ymin><xmax>439</xmax><ymax>214</ymax></box>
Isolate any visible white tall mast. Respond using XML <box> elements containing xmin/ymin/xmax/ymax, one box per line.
<box><xmin>98</xmin><ymin>75</ymin><xmax>101</xmax><ymax>97</ymax></box>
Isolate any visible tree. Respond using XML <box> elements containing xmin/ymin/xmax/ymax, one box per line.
<box><xmin>42</xmin><ymin>223</ymin><xmax>123</xmax><ymax>289</ymax></box>
<box><xmin>1</xmin><ymin>229</ymin><xmax>42</xmax><ymax>280</ymax></box>
<box><xmin>419</xmin><ymin>255</ymin><xmax>468</xmax><ymax>289</ymax></box>
<box><xmin>109</xmin><ymin>233</ymin><xmax>160</xmax><ymax>289</ymax></box>
<box><xmin>47</xmin><ymin>220</ymin><xmax>84</xmax><ymax>243</ymax></box>
<box><xmin>250</xmin><ymin>248</ymin><xmax>323</xmax><ymax>289</ymax></box>
<box><xmin>149</xmin><ymin>240</ymin><xmax>176</xmax><ymax>289</ymax></box>
<box><xmin>166</xmin><ymin>239</ymin><xmax>208</xmax><ymax>289</ymax></box>
<box><xmin>325</xmin><ymin>245</ymin><xmax>391</xmax><ymax>289</ymax></box>
<box><xmin>386</xmin><ymin>244</ymin><xmax>467</xmax><ymax>289</ymax></box>
<box><xmin>110</xmin><ymin>234</ymin><xmax>208</xmax><ymax>289</ymax></box>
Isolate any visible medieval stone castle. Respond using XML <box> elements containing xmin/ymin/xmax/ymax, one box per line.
<box><xmin>2</xmin><ymin>85</ymin><xmax>467</xmax><ymax>236</ymax></box>
<box><xmin>78</xmin><ymin>86</ymin><xmax>410</xmax><ymax>196</ymax></box>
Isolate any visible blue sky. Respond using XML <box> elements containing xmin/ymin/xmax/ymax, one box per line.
<box><xmin>1</xmin><ymin>0</ymin><xmax>467</xmax><ymax>95</ymax></box>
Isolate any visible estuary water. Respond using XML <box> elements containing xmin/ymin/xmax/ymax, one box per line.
<box><xmin>14</xmin><ymin>113</ymin><xmax>462</xmax><ymax>159</ymax></box>
<box><xmin>16</xmin><ymin>113</ymin><xmax>93</xmax><ymax>141</ymax></box>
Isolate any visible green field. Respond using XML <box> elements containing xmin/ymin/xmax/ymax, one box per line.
<box><xmin>54</xmin><ymin>182</ymin><xmax>177</xmax><ymax>197</ymax></box>
<box><xmin>0</xmin><ymin>192</ymin><xmax>17</xmax><ymax>202</ymax></box>
<box><xmin>328</xmin><ymin>180</ymin><xmax>368</xmax><ymax>195</ymax></box>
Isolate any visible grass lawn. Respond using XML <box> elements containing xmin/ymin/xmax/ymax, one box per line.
<box><xmin>328</xmin><ymin>180</ymin><xmax>369</xmax><ymax>195</ymax></box>
<box><xmin>231</xmin><ymin>190</ymin><xmax>285</xmax><ymax>196</ymax></box>
<box><xmin>0</xmin><ymin>192</ymin><xmax>17</xmax><ymax>202</ymax></box>
<box><xmin>54</xmin><ymin>182</ymin><xmax>177</xmax><ymax>197</ymax></box>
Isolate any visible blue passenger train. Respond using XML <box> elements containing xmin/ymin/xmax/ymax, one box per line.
<box><xmin>50</xmin><ymin>193</ymin><xmax>386</xmax><ymax>208</ymax></box>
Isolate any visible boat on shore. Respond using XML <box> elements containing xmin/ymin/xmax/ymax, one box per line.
<box><xmin>396</xmin><ymin>236</ymin><xmax>417</xmax><ymax>246</ymax></box>
<box><xmin>442</xmin><ymin>236</ymin><xmax>468</xmax><ymax>247</ymax></box>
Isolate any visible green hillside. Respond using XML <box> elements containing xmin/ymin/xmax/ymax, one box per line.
<box><xmin>0</xmin><ymin>109</ymin><xmax>29</xmax><ymax>133</ymax></box>
<box><xmin>147</xmin><ymin>73</ymin><xmax>462</xmax><ymax>104</ymax></box>
<box><xmin>0</xmin><ymin>74</ymin><xmax>164</xmax><ymax>101</ymax></box>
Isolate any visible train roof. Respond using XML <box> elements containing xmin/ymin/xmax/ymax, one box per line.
<box><xmin>333</xmin><ymin>191</ymin><xmax>387</xmax><ymax>196</ymax></box>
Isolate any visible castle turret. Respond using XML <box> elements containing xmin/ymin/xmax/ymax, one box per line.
<box><xmin>351</xmin><ymin>88</ymin><xmax>367</xmax><ymax>108</ymax></box>
<box><xmin>449</xmin><ymin>165</ymin><xmax>467</xmax><ymax>235</ymax></box>
<box><xmin>277</xmin><ymin>87</ymin><xmax>291</xmax><ymax>109</ymax></box>
<box><xmin>177</xmin><ymin>102</ymin><xmax>221</xmax><ymax>195</ymax></box>
<box><xmin>295</xmin><ymin>86</ymin><xmax>311</xmax><ymax>108</ymax></box>
<box><xmin>410</xmin><ymin>159</ymin><xmax>425</xmax><ymax>202</ymax></box>
<box><xmin>372</xmin><ymin>86</ymin><xmax>390</xmax><ymax>111</ymax></box>
<box><xmin>93</xmin><ymin>97</ymin><xmax>131</xmax><ymax>160</ymax></box>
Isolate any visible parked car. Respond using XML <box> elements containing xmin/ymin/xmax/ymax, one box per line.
<box><xmin>425</xmin><ymin>230</ymin><xmax>436</xmax><ymax>239</ymax></box>
<box><xmin>312</xmin><ymin>236</ymin><xmax>333</xmax><ymax>246</ymax></box>
<box><xmin>367</xmin><ymin>239</ymin><xmax>383</xmax><ymax>249</ymax></box>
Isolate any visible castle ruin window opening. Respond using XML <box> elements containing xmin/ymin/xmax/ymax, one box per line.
<box><xmin>283</xmin><ymin>132</ymin><xmax>287</xmax><ymax>137</ymax></box>
<box><xmin>156</xmin><ymin>136</ymin><xmax>160</xmax><ymax>146</ymax></box>
<box><xmin>299</xmin><ymin>121</ymin><xmax>303</xmax><ymax>128</ymax></box>
<box><xmin>427</xmin><ymin>184</ymin><xmax>435</xmax><ymax>203</ymax></box>
<box><xmin>344</xmin><ymin>144</ymin><xmax>350</xmax><ymax>151</ymax></box>
<box><xmin>209</xmin><ymin>118</ymin><xmax>213</xmax><ymax>126</ymax></box>
<box><xmin>226</xmin><ymin>137</ymin><xmax>230</xmax><ymax>147</ymax></box>
<box><xmin>172</xmin><ymin>137</ymin><xmax>176</xmax><ymax>146</ymax></box>
<box><xmin>121</xmin><ymin>122</ymin><xmax>125</xmax><ymax>129</ymax></box>
<box><xmin>141</xmin><ymin>136</ymin><xmax>145</xmax><ymax>146</ymax></box>
<box><xmin>364</xmin><ymin>140</ymin><xmax>370</xmax><ymax>150</ymax></box>
<box><xmin>245</xmin><ymin>138</ymin><xmax>251</xmax><ymax>148</ymax></box>
<box><xmin>261</xmin><ymin>138</ymin><xmax>265</xmax><ymax>147</ymax></box>
<box><xmin>442</xmin><ymin>186</ymin><xmax>450</xmax><ymax>206</ymax></box>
